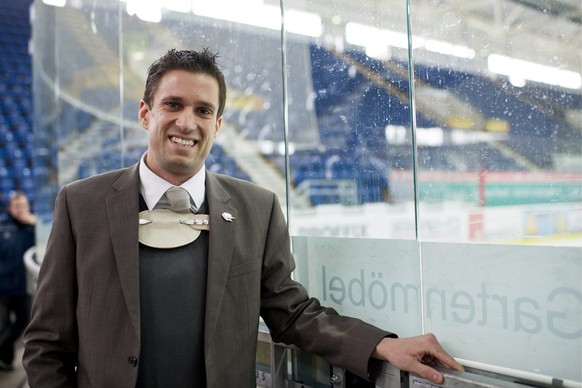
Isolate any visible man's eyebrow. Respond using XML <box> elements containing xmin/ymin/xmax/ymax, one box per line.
<box><xmin>160</xmin><ymin>95</ymin><xmax>217</xmax><ymax>110</ymax></box>
<box><xmin>160</xmin><ymin>95</ymin><xmax>184</xmax><ymax>102</ymax></box>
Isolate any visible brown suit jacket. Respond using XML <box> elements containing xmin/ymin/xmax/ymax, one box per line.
<box><xmin>23</xmin><ymin>163</ymin><xmax>392</xmax><ymax>387</ymax></box>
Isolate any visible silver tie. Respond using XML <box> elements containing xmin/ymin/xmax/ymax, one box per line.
<box><xmin>164</xmin><ymin>186</ymin><xmax>192</xmax><ymax>212</ymax></box>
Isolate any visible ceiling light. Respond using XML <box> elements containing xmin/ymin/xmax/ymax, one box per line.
<box><xmin>424</xmin><ymin>39</ymin><xmax>475</xmax><ymax>59</ymax></box>
<box><xmin>286</xmin><ymin>10</ymin><xmax>322</xmax><ymax>37</ymax></box>
<box><xmin>42</xmin><ymin>0</ymin><xmax>66</xmax><ymax>6</ymax></box>
<box><xmin>488</xmin><ymin>54</ymin><xmax>581</xmax><ymax>90</ymax></box>
<box><xmin>125</xmin><ymin>0</ymin><xmax>162</xmax><ymax>23</ymax></box>
<box><xmin>192</xmin><ymin>2</ymin><xmax>320</xmax><ymax>37</ymax></box>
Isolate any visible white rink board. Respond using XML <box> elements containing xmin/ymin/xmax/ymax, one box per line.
<box><xmin>292</xmin><ymin>236</ymin><xmax>582</xmax><ymax>383</ymax></box>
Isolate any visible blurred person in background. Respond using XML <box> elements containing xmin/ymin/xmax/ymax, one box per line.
<box><xmin>0</xmin><ymin>191</ymin><xmax>36</xmax><ymax>371</ymax></box>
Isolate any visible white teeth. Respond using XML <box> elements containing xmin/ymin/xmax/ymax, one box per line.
<box><xmin>171</xmin><ymin>136</ymin><xmax>195</xmax><ymax>147</ymax></box>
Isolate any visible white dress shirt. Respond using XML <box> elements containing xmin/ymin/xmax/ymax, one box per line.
<box><xmin>138</xmin><ymin>152</ymin><xmax>206</xmax><ymax>211</ymax></box>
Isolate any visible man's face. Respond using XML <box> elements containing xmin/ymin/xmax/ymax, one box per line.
<box><xmin>8</xmin><ymin>196</ymin><xmax>30</xmax><ymax>221</ymax></box>
<box><xmin>139</xmin><ymin>70</ymin><xmax>223</xmax><ymax>184</ymax></box>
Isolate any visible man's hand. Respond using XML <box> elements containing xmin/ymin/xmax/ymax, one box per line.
<box><xmin>15</xmin><ymin>211</ymin><xmax>37</xmax><ymax>225</ymax></box>
<box><xmin>372</xmin><ymin>333</ymin><xmax>463</xmax><ymax>385</ymax></box>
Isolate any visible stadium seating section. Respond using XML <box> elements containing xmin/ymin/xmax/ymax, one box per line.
<box><xmin>1</xmin><ymin>2</ymin><xmax>580</xmax><ymax>212</ymax></box>
<box><xmin>0</xmin><ymin>1</ymin><xmax>34</xmax><ymax>210</ymax></box>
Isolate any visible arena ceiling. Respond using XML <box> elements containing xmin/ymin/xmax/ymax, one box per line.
<box><xmin>270</xmin><ymin>0</ymin><xmax>581</xmax><ymax>76</ymax></box>
<box><xmin>64</xmin><ymin>0</ymin><xmax>582</xmax><ymax>83</ymax></box>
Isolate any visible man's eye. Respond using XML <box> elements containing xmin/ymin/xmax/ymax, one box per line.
<box><xmin>165</xmin><ymin>102</ymin><xmax>181</xmax><ymax>109</ymax></box>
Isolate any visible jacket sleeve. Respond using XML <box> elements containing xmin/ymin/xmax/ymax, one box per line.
<box><xmin>259</xmin><ymin>193</ymin><xmax>396</xmax><ymax>381</ymax></box>
<box><xmin>23</xmin><ymin>186</ymin><xmax>79</xmax><ymax>387</ymax></box>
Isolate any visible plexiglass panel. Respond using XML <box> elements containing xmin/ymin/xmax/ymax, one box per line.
<box><xmin>422</xmin><ymin>242</ymin><xmax>581</xmax><ymax>382</ymax></box>
<box><xmin>293</xmin><ymin>237</ymin><xmax>422</xmax><ymax>337</ymax></box>
<box><xmin>408</xmin><ymin>2</ymin><xmax>582</xmax><ymax>382</ymax></box>
<box><xmin>32</xmin><ymin>0</ymin><xmax>286</xmax><ymax>249</ymax></box>
<box><xmin>409</xmin><ymin>0</ymin><xmax>582</xmax><ymax>244</ymax></box>
<box><xmin>31</xmin><ymin>0</ymin><xmax>581</xmax><ymax>385</ymax></box>
<box><xmin>284</xmin><ymin>0</ymin><xmax>417</xmax><ymax>241</ymax></box>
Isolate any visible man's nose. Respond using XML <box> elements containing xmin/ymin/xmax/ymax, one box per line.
<box><xmin>175</xmin><ymin>110</ymin><xmax>195</xmax><ymax>130</ymax></box>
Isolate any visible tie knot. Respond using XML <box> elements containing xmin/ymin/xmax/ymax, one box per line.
<box><xmin>164</xmin><ymin>186</ymin><xmax>191</xmax><ymax>212</ymax></box>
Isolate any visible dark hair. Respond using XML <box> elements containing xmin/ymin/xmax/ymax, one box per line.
<box><xmin>142</xmin><ymin>48</ymin><xmax>227</xmax><ymax>118</ymax></box>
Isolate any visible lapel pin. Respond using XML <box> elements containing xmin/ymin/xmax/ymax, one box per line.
<box><xmin>222</xmin><ymin>212</ymin><xmax>235</xmax><ymax>222</ymax></box>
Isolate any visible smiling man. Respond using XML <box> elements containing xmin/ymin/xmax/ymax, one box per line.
<box><xmin>139</xmin><ymin>68</ymin><xmax>222</xmax><ymax>185</ymax></box>
<box><xmin>23</xmin><ymin>48</ymin><xmax>462</xmax><ymax>388</ymax></box>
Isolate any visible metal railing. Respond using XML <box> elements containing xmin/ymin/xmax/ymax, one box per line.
<box><xmin>256</xmin><ymin>325</ymin><xmax>568</xmax><ymax>388</ymax></box>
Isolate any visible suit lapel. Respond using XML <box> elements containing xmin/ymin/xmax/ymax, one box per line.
<box><xmin>106</xmin><ymin>164</ymin><xmax>141</xmax><ymax>338</ymax></box>
<box><xmin>204</xmin><ymin>173</ymin><xmax>237</xmax><ymax>348</ymax></box>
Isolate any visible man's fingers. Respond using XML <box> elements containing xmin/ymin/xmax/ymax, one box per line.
<box><xmin>373</xmin><ymin>334</ymin><xmax>464</xmax><ymax>383</ymax></box>
<box><xmin>434</xmin><ymin>349</ymin><xmax>464</xmax><ymax>372</ymax></box>
<box><xmin>444</xmin><ymin>357</ymin><xmax>464</xmax><ymax>372</ymax></box>
<box><xmin>423</xmin><ymin>333</ymin><xmax>464</xmax><ymax>372</ymax></box>
<box><xmin>428</xmin><ymin>350</ymin><xmax>464</xmax><ymax>372</ymax></box>
<box><xmin>416</xmin><ymin>363</ymin><xmax>444</xmax><ymax>385</ymax></box>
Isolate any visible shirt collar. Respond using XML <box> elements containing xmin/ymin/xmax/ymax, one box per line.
<box><xmin>139</xmin><ymin>152</ymin><xmax>206</xmax><ymax>211</ymax></box>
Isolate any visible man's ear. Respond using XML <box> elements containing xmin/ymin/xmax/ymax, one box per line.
<box><xmin>138</xmin><ymin>100</ymin><xmax>149</xmax><ymax>129</ymax></box>
<box><xmin>213</xmin><ymin>116</ymin><xmax>223</xmax><ymax>139</ymax></box>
